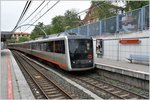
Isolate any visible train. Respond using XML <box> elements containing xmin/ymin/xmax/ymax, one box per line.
<box><xmin>8</xmin><ymin>32</ymin><xmax>95</xmax><ymax>71</ymax></box>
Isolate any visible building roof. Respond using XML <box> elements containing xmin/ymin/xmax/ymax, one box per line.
<box><xmin>13</xmin><ymin>32</ymin><xmax>30</xmax><ymax>35</ymax></box>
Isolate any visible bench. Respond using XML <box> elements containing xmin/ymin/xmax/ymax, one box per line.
<box><xmin>127</xmin><ymin>54</ymin><xmax>149</xmax><ymax>63</ymax></box>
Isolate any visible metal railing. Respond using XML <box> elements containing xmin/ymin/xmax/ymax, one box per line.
<box><xmin>65</xmin><ymin>5</ymin><xmax>149</xmax><ymax>37</ymax></box>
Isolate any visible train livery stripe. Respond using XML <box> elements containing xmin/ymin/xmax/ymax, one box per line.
<box><xmin>7</xmin><ymin>52</ymin><xmax>14</xmax><ymax>100</ymax></box>
<box><xmin>31</xmin><ymin>54</ymin><xmax>67</xmax><ymax>69</ymax></box>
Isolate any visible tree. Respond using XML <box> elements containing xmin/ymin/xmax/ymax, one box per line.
<box><xmin>30</xmin><ymin>9</ymin><xmax>80</xmax><ymax>37</ymax></box>
<box><xmin>18</xmin><ymin>36</ymin><xmax>30</xmax><ymax>43</ymax></box>
<box><xmin>7</xmin><ymin>37</ymin><xmax>17</xmax><ymax>43</ymax></box>
<box><xmin>44</xmin><ymin>25</ymin><xmax>53</xmax><ymax>35</ymax></box>
<box><xmin>50</xmin><ymin>9</ymin><xmax>80</xmax><ymax>33</ymax></box>
<box><xmin>64</xmin><ymin>9</ymin><xmax>80</xmax><ymax>29</ymax></box>
<box><xmin>51</xmin><ymin>16</ymin><xmax>65</xmax><ymax>33</ymax></box>
<box><xmin>125</xmin><ymin>1</ymin><xmax>149</xmax><ymax>11</ymax></box>
<box><xmin>92</xmin><ymin>1</ymin><xmax>123</xmax><ymax>20</ymax></box>
<box><xmin>30</xmin><ymin>22</ymin><xmax>45</xmax><ymax>39</ymax></box>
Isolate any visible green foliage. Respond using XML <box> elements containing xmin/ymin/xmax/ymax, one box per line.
<box><xmin>44</xmin><ymin>25</ymin><xmax>53</xmax><ymax>35</ymax></box>
<box><xmin>30</xmin><ymin>22</ymin><xmax>45</xmax><ymax>39</ymax></box>
<box><xmin>51</xmin><ymin>16</ymin><xmax>65</xmax><ymax>33</ymax></box>
<box><xmin>92</xmin><ymin>1</ymin><xmax>123</xmax><ymax>20</ymax></box>
<box><xmin>30</xmin><ymin>9</ymin><xmax>80</xmax><ymax>39</ymax></box>
<box><xmin>51</xmin><ymin>9</ymin><xmax>80</xmax><ymax>33</ymax></box>
<box><xmin>64</xmin><ymin>9</ymin><xmax>80</xmax><ymax>29</ymax></box>
<box><xmin>7</xmin><ymin>37</ymin><xmax>16</xmax><ymax>43</ymax></box>
<box><xmin>18</xmin><ymin>36</ymin><xmax>30</xmax><ymax>43</ymax></box>
<box><xmin>125</xmin><ymin>1</ymin><xmax>149</xmax><ymax>11</ymax></box>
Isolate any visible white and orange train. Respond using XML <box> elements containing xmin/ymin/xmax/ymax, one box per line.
<box><xmin>8</xmin><ymin>33</ymin><xmax>95</xmax><ymax>71</ymax></box>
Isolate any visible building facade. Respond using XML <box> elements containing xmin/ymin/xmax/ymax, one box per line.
<box><xmin>11</xmin><ymin>32</ymin><xmax>30</xmax><ymax>41</ymax></box>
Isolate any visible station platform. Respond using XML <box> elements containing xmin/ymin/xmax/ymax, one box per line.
<box><xmin>0</xmin><ymin>49</ymin><xmax>34</xmax><ymax>99</ymax></box>
<box><xmin>95</xmin><ymin>58</ymin><xmax>149</xmax><ymax>80</ymax></box>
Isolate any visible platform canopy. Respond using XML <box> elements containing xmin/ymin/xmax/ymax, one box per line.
<box><xmin>1</xmin><ymin>31</ymin><xmax>12</xmax><ymax>42</ymax></box>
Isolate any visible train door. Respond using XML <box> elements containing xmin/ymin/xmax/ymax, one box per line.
<box><xmin>96</xmin><ymin>39</ymin><xmax>103</xmax><ymax>58</ymax></box>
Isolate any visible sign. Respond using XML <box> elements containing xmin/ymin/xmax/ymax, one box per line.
<box><xmin>119</xmin><ymin>39</ymin><xmax>140</xmax><ymax>44</ymax></box>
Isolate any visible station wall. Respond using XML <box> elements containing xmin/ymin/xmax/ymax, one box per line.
<box><xmin>94</xmin><ymin>30</ymin><xmax>149</xmax><ymax>62</ymax></box>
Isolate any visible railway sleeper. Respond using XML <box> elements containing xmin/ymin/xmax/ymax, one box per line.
<box><xmin>100</xmin><ymin>85</ymin><xmax>108</xmax><ymax>89</ymax></box>
<box><xmin>42</xmin><ymin>86</ymin><xmax>55</xmax><ymax>90</ymax></box>
<box><xmin>44</xmin><ymin>88</ymin><xmax>57</xmax><ymax>92</ymax></box>
<box><xmin>55</xmin><ymin>96</ymin><xmax>66</xmax><ymax>99</ymax></box>
<box><xmin>105</xmin><ymin>88</ymin><xmax>114</xmax><ymax>91</ymax></box>
<box><xmin>41</xmin><ymin>84</ymin><xmax>52</xmax><ymax>87</ymax></box>
<box><xmin>40</xmin><ymin>83</ymin><xmax>52</xmax><ymax>86</ymax></box>
<box><xmin>111</xmin><ymin>91</ymin><xmax>121</xmax><ymax>94</ymax></box>
<box><xmin>95</xmin><ymin>84</ymin><xmax>103</xmax><ymax>87</ymax></box>
<box><xmin>39</xmin><ymin>80</ymin><xmax>49</xmax><ymax>82</ymax></box>
<box><xmin>91</xmin><ymin>81</ymin><xmax>98</xmax><ymax>84</ymax></box>
<box><xmin>119</xmin><ymin>94</ymin><xmax>130</xmax><ymax>98</ymax></box>
<box><xmin>48</xmin><ymin>93</ymin><xmax>63</xmax><ymax>98</ymax></box>
<box><xmin>46</xmin><ymin>91</ymin><xmax>60</xmax><ymax>95</ymax></box>
<box><xmin>81</xmin><ymin>78</ymin><xmax>93</xmax><ymax>81</ymax></box>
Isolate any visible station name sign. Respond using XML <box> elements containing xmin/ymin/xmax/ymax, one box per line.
<box><xmin>119</xmin><ymin>39</ymin><xmax>140</xmax><ymax>44</ymax></box>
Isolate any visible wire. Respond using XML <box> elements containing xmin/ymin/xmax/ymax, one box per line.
<box><xmin>69</xmin><ymin>1</ymin><xmax>105</xmax><ymax>19</ymax></box>
<box><xmin>20</xmin><ymin>1</ymin><xmax>104</xmax><ymax>32</ymax></box>
<box><xmin>12</xmin><ymin>0</ymin><xmax>32</xmax><ymax>32</ymax></box>
<box><xmin>23</xmin><ymin>1</ymin><xmax>60</xmax><ymax>32</ymax></box>
<box><xmin>32</xmin><ymin>1</ymin><xmax>60</xmax><ymax>25</ymax></box>
<box><xmin>24</xmin><ymin>1</ymin><xmax>51</xmax><ymax>27</ymax></box>
<box><xmin>20</xmin><ymin>0</ymin><xmax>45</xmax><ymax>25</ymax></box>
<box><xmin>12</xmin><ymin>1</ymin><xmax>29</xmax><ymax>31</ymax></box>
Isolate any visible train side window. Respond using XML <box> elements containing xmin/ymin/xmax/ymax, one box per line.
<box><xmin>36</xmin><ymin>43</ymin><xmax>41</xmax><ymax>50</ymax></box>
<box><xmin>31</xmin><ymin>43</ymin><xmax>33</xmax><ymax>49</ymax></box>
<box><xmin>54</xmin><ymin>40</ymin><xmax>65</xmax><ymax>54</ymax></box>
<box><xmin>32</xmin><ymin>43</ymin><xmax>36</xmax><ymax>49</ymax></box>
<box><xmin>47</xmin><ymin>41</ymin><xmax>54</xmax><ymax>52</ymax></box>
<box><xmin>42</xmin><ymin>42</ymin><xmax>47</xmax><ymax>51</ymax></box>
<box><xmin>29</xmin><ymin>44</ymin><xmax>31</xmax><ymax>49</ymax></box>
<box><xmin>41</xmin><ymin>43</ymin><xmax>44</xmax><ymax>51</ymax></box>
<box><xmin>34</xmin><ymin>43</ymin><xmax>37</xmax><ymax>50</ymax></box>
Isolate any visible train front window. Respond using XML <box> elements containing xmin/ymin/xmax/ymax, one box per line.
<box><xmin>68</xmin><ymin>39</ymin><xmax>93</xmax><ymax>68</ymax></box>
<box><xmin>69</xmin><ymin>39</ymin><xmax>92</xmax><ymax>53</ymax></box>
<box><xmin>68</xmin><ymin>39</ymin><xmax>93</xmax><ymax>60</ymax></box>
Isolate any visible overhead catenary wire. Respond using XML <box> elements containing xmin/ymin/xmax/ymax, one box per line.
<box><xmin>25</xmin><ymin>1</ymin><xmax>51</xmax><ymax>26</ymax></box>
<box><xmin>18</xmin><ymin>1</ymin><xmax>105</xmax><ymax>33</ymax></box>
<box><xmin>12</xmin><ymin>0</ymin><xmax>29</xmax><ymax>31</ymax></box>
<box><xmin>22</xmin><ymin>0</ymin><xmax>60</xmax><ymax>32</ymax></box>
<box><xmin>20</xmin><ymin>0</ymin><xmax>46</xmax><ymax>25</ymax></box>
<box><xmin>12</xmin><ymin>0</ymin><xmax>32</xmax><ymax>32</ymax></box>
<box><xmin>69</xmin><ymin>1</ymin><xmax>105</xmax><ymax>19</ymax></box>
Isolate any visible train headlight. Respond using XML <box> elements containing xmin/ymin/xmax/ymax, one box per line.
<box><xmin>87</xmin><ymin>54</ymin><xmax>93</xmax><ymax>59</ymax></box>
<box><xmin>89</xmin><ymin>60</ymin><xmax>91</xmax><ymax>63</ymax></box>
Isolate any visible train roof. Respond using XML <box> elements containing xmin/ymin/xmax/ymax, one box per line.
<box><xmin>8</xmin><ymin>32</ymin><xmax>92</xmax><ymax>45</ymax></box>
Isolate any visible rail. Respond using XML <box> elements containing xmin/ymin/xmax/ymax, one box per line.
<box><xmin>73</xmin><ymin>75</ymin><xmax>148</xmax><ymax>99</ymax></box>
<box><xmin>12</xmin><ymin>50</ymin><xmax>73</xmax><ymax>99</ymax></box>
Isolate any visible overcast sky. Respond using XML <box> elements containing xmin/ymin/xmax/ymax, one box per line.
<box><xmin>1</xmin><ymin>1</ymin><xmax>91</xmax><ymax>33</ymax></box>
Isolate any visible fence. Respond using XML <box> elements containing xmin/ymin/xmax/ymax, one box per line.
<box><xmin>65</xmin><ymin>5</ymin><xmax>149</xmax><ymax>37</ymax></box>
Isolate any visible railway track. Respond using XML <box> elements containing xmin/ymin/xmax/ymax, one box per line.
<box><xmin>72</xmin><ymin>75</ymin><xmax>148</xmax><ymax>99</ymax></box>
<box><xmin>12</xmin><ymin>50</ymin><xmax>148</xmax><ymax>99</ymax></box>
<box><xmin>12</xmin><ymin>51</ymin><xmax>73</xmax><ymax>99</ymax></box>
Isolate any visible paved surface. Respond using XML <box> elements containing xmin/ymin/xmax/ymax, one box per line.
<box><xmin>95</xmin><ymin>58</ymin><xmax>149</xmax><ymax>80</ymax></box>
<box><xmin>0</xmin><ymin>49</ymin><xmax>34</xmax><ymax>99</ymax></box>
